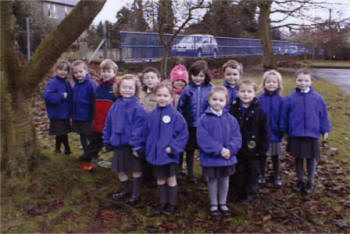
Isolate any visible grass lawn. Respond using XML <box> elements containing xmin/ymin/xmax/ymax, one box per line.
<box><xmin>1</xmin><ymin>70</ymin><xmax>350</xmax><ymax>232</ymax></box>
<box><xmin>302</xmin><ymin>60</ymin><xmax>350</xmax><ymax>67</ymax></box>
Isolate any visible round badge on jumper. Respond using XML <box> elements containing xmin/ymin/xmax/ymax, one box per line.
<box><xmin>247</xmin><ymin>140</ymin><xmax>256</xmax><ymax>149</ymax></box>
<box><xmin>162</xmin><ymin>115</ymin><xmax>171</xmax><ymax>124</ymax></box>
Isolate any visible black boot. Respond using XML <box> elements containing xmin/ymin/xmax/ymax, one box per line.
<box><xmin>127</xmin><ymin>177</ymin><xmax>142</xmax><ymax>205</ymax></box>
<box><xmin>55</xmin><ymin>136</ymin><xmax>62</xmax><ymax>153</ymax></box>
<box><xmin>162</xmin><ymin>185</ymin><xmax>177</xmax><ymax>216</ymax></box>
<box><xmin>293</xmin><ymin>180</ymin><xmax>305</xmax><ymax>193</ymax></box>
<box><xmin>112</xmin><ymin>180</ymin><xmax>131</xmax><ymax>200</ymax></box>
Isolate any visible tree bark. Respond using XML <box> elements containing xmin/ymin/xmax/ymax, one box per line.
<box><xmin>0</xmin><ymin>0</ymin><xmax>106</xmax><ymax>177</ymax></box>
<box><xmin>258</xmin><ymin>0</ymin><xmax>276</xmax><ymax>70</ymax></box>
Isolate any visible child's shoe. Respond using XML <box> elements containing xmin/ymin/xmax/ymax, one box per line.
<box><xmin>162</xmin><ymin>204</ymin><xmax>177</xmax><ymax>216</ymax></box>
<box><xmin>273</xmin><ymin>177</ymin><xmax>282</xmax><ymax>187</ymax></box>
<box><xmin>210</xmin><ymin>205</ymin><xmax>220</xmax><ymax>217</ymax></box>
<box><xmin>293</xmin><ymin>180</ymin><xmax>305</xmax><ymax>192</ymax></box>
<box><xmin>219</xmin><ymin>205</ymin><xmax>231</xmax><ymax>217</ymax></box>
<box><xmin>304</xmin><ymin>182</ymin><xmax>315</xmax><ymax>195</ymax></box>
<box><xmin>55</xmin><ymin>149</ymin><xmax>62</xmax><ymax>154</ymax></box>
<box><xmin>258</xmin><ymin>176</ymin><xmax>266</xmax><ymax>185</ymax></box>
<box><xmin>64</xmin><ymin>147</ymin><xmax>71</xmax><ymax>155</ymax></box>
<box><xmin>127</xmin><ymin>196</ymin><xmax>141</xmax><ymax>206</ymax></box>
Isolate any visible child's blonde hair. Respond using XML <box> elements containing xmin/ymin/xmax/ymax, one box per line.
<box><xmin>222</xmin><ymin>60</ymin><xmax>243</xmax><ymax>75</ymax></box>
<box><xmin>54</xmin><ymin>59</ymin><xmax>70</xmax><ymax>72</ymax></box>
<box><xmin>113</xmin><ymin>74</ymin><xmax>142</xmax><ymax>98</ymax></box>
<box><xmin>238</xmin><ymin>79</ymin><xmax>257</xmax><ymax>92</ymax></box>
<box><xmin>71</xmin><ymin>60</ymin><xmax>88</xmax><ymax>71</ymax></box>
<box><xmin>209</xmin><ymin>86</ymin><xmax>229</xmax><ymax>103</ymax></box>
<box><xmin>153</xmin><ymin>81</ymin><xmax>174</xmax><ymax>98</ymax></box>
<box><xmin>100</xmin><ymin>59</ymin><xmax>118</xmax><ymax>74</ymax></box>
<box><xmin>260</xmin><ymin>69</ymin><xmax>283</xmax><ymax>92</ymax></box>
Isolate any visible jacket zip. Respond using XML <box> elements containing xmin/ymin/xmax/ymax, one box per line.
<box><xmin>196</xmin><ymin>86</ymin><xmax>201</xmax><ymax>121</ymax></box>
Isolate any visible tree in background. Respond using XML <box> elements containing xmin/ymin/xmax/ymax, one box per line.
<box><xmin>0</xmin><ymin>0</ymin><xmax>106</xmax><ymax>177</ymax></box>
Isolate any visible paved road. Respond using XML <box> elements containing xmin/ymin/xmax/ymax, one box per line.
<box><xmin>314</xmin><ymin>68</ymin><xmax>350</xmax><ymax>94</ymax></box>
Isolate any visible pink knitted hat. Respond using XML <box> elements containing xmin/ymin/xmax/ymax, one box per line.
<box><xmin>170</xmin><ymin>65</ymin><xmax>189</xmax><ymax>84</ymax></box>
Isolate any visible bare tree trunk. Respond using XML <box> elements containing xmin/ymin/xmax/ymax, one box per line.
<box><xmin>160</xmin><ymin>46</ymin><xmax>170</xmax><ymax>79</ymax></box>
<box><xmin>258</xmin><ymin>0</ymin><xmax>276</xmax><ymax>70</ymax></box>
<box><xmin>0</xmin><ymin>0</ymin><xmax>106</xmax><ymax>177</ymax></box>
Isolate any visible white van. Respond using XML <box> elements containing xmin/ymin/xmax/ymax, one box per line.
<box><xmin>172</xmin><ymin>34</ymin><xmax>218</xmax><ymax>58</ymax></box>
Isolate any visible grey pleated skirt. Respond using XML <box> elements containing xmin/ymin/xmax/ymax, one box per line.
<box><xmin>288</xmin><ymin>137</ymin><xmax>320</xmax><ymax>159</ymax></box>
<box><xmin>49</xmin><ymin>119</ymin><xmax>71</xmax><ymax>136</ymax></box>
<box><xmin>152</xmin><ymin>163</ymin><xmax>178</xmax><ymax>179</ymax></box>
<box><xmin>266</xmin><ymin>142</ymin><xmax>282</xmax><ymax>157</ymax></box>
<box><xmin>202</xmin><ymin>165</ymin><xmax>236</xmax><ymax>179</ymax></box>
<box><xmin>111</xmin><ymin>145</ymin><xmax>143</xmax><ymax>173</ymax></box>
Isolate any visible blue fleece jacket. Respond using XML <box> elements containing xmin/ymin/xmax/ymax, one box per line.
<box><xmin>223</xmin><ymin>80</ymin><xmax>239</xmax><ymax>111</ymax></box>
<box><xmin>197</xmin><ymin>108</ymin><xmax>242</xmax><ymax>167</ymax></box>
<box><xmin>43</xmin><ymin>75</ymin><xmax>72</xmax><ymax>119</ymax></box>
<box><xmin>258</xmin><ymin>91</ymin><xmax>284</xmax><ymax>142</ymax></box>
<box><xmin>72</xmin><ymin>74</ymin><xmax>97</xmax><ymax>121</ymax></box>
<box><xmin>280</xmin><ymin>87</ymin><xmax>332</xmax><ymax>138</ymax></box>
<box><xmin>177</xmin><ymin>82</ymin><xmax>213</xmax><ymax>127</ymax></box>
<box><xmin>142</xmin><ymin>104</ymin><xmax>189</xmax><ymax>166</ymax></box>
<box><xmin>103</xmin><ymin>95</ymin><xmax>147</xmax><ymax>148</ymax></box>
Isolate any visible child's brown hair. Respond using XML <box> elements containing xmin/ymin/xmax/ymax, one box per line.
<box><xmin>295</xmin><ymin>68</ymin><xmax>313</xmax><ymax>79</ymax></box>
<box><xmin>188</xmin><ymin>60</ymin><xmax>212</xmax><ymax>85</ymax></box>
<box><xmin>222</xmin><ymin>60</ymin><xmax>243</xmax><ymax>75</ymax></box>
<box><xmin>100</xmin><ymin>59</ymin><xmax>118</xmax><ymax>74</ymax></box>
<box><xmin>113</xmin><ymin>74</ymin><xmax>142</xmax><ymax>98</ymax></box>
<box><xmin>71</xmin><ymin>59</ymin><xmax>88</xmax><ymax>71</ymax></box>
<box><xmin>238</xmin><ymin>79</ymin><xmax>258</xmax><ymax>92</ymax></box>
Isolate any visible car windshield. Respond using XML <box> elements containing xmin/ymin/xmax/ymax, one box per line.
<box><xmin>180</xmin><ymin>36</ymin><xmax>193</xmax><ymax>43</ymax></box>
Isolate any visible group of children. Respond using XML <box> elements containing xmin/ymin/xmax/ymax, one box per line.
<box><xmin>44</xmin><ymin>58</ymin><xmax>332</xmax><ymax>217</ymax></box>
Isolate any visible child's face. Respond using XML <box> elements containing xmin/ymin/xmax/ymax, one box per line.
<box><xmin>56</xmin><ymin>67</ymin><xmax>68</xmax><ymax>79</ymax></box>
<box><xmin>209</xmin><ymin>91</ymin><xmax>227</xmax><ymax>112</ymax></box>
<box><xmin>155</xmin><ymin>87</ymin><xmax>173</xmax><ymax>107</ymax></box>
<box><xmin>238</xmin><ymin>84</ymin><xmax>256</xmax><ymax>105</ymax></box>
<box><xmin>296</xmin><ymin>74</ymin><xmax>312</xmax><ymax>91</ymax></box>
<box><xmin>264</xmin><ymin>75</ymin><xmax>279</xmax><ymax>92</ymax></box>
<box><xmin>120</xmin><ymin>79</ymin><xmax>136</xmax><ymax>98</ymax></box>
<box><xmin>101</xmin><ymin>68</ymin><xmax>116</xmax><ymax>81</ymax></box>
<box><xmin>143</xmin><ymin>72</ymin><xmax>160</xmax><ymax>89</ymax></box>
<box><xmin>191</xmin><ymin>71</ymin><xmax>205</xmax><ymax>85</ymax></box>
<box><xmin>173</xmin><ymin>80</ymin><xmax>186</xmax><ymax>90</ymax></box>
<box><xmin>72</xmin><ymin>64</ymin><xmax>88</xmax><ymax>81</ymax></box>
<box><xmin>224</xmin><ymin>67</ymin><xmax>240</xmax><ymax>86</ymax></box>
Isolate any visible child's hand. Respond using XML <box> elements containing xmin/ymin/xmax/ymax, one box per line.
<box><xmin>166</xmin><ymin>147</ymin><xmax>172</xmax><ymax>154</ymax></box>
<box><xmin>63</xmin><ymin>92</ymin><xmax>68</xmax><ymax>99</ymax></box>
<box><xmin>323</xmin><ymin>132</ymin><xmax>329</xmax><ymax>140</ymax></box>
<box><xmin>221</xmin><ymin>148</ymin><xmax>231</xmax><ymax>159</ymax></box>
<box><xmin>133</xmin><ymin>151</ymin><xmax>139</xmax><ymax>157</ymax></box>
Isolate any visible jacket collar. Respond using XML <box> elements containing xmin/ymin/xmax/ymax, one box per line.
<box><xmin>296</xmin><ymin>86</ymin><xmax>314</xmax><ymax>94</ymax></box>
<box><xmin>98</xmin><ymin>77</ymin><xmax>116</xmax><ymax>85</ymax></box>
<box><xmin>223</xmin><ymin>80</ymin><xmax>237</xmax><ymax>89</ymax></box>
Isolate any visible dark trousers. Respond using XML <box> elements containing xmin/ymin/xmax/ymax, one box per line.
<box><xmin>230</xmin><ymin>156</ymin><xmax>260</xmax><ymax>199</ymax></box>
<box><xmin>295</xmin><ymin>158</ymin><xmax>317</xmax><ymax>183</ymax></box>
<box><xmin>84</xmin><ymin>132</ymin><xmax>103</xmax><ymax>160</ymax></box>
<box><xmin>80</xmin><ymin>134</ymin><xmax>89</xmax><ymax>153</ymax></box>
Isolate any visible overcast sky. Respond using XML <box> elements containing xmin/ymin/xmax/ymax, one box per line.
<box><xmin>93</xmin><ymin>0</ymin><xmax>350</xmax><ymax>27</ymax></box>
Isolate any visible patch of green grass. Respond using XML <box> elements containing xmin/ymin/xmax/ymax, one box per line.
<box><xmin>1</xmin><ymin>70</ymin><xmax>350</xmax><ymax>232</ymax></box>
<box><xmin>302</xmin><ymin>60</ymin><xmax>350</xmax><ymax>67</ymax></box>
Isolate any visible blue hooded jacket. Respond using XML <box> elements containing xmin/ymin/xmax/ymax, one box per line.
<box><xmin>177</xmin><ymin>82</ymin><xmax>213</xmax><ymax>127</ymax></box>
<box><xmin>223</xmin><ymin>80</ymin><xmax>239</xmax><ymax>111</ymax></box>
<box><xmin>197</xmin><ymin>108</ymin><xmax>242</xmax><ymax>167</ymax></box>
<box><xmin>43</xmin><ymin>75</ymin><xmax>72</xmax><ymax>119</ymax></box>
<box><xmin>103</xmin><ymin>95</ymin><xmax>147</xmax><ymax>148</ymax></box>
<box><xmin>258</xmin><ymin>91</ymin><xmax>284</xmax><ymax>142</ymax></box>
<box><xmin>72</xmin><ymin>74</ymin><xmax>97</xmax><ymax>121</ymax></box>
<box><xmin>142</xmin><ymin>104</ymin><xmax>189</xmax><ymax>166</ymax></box>
<box><xmin>280</xmin><ymin>87</ymin><xmax>332</xmax><ymax>138</ymax></box>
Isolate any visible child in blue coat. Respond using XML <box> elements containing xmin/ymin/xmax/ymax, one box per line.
<box><xmin>141</xmin><ymin>82</ymin><xmax>189</xmax><ymax>216</ymax></box>
<box><xmin>177</xmin><ymin>60</ymin><xmax>213</xmax><ymax>184</ymax></box>
<box><xmin>103</xmin><ymin>74</ymin><xmax>147</xmax><ymax>205</ymax></box>
<box><xmin>258</xmin><ymin>70</ymin><xmax>284</xmax><ymax>187</ymax></box>
<box><xmin>281</xmin><ymin>68</ymin><xmax>332</xmax><ymax>195</ymax></box>
<box><xmin>44</xmin><ymin>60</ymin><xmax>72</xmax><ymax>154</ymax></box>
<box><xmin>71</xmin><ymin>60</ymin><xmax>97</xmax><ymax>154</ymax></box>
<box><xmin>222</xmin><ymin>60</ymin><xmax>243</xmax><ymax>111</ymax></box>
<box><xmin>197</xmin><ymin>86</ymin><xmax>242</xmax><ymax>217</ymax></box>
